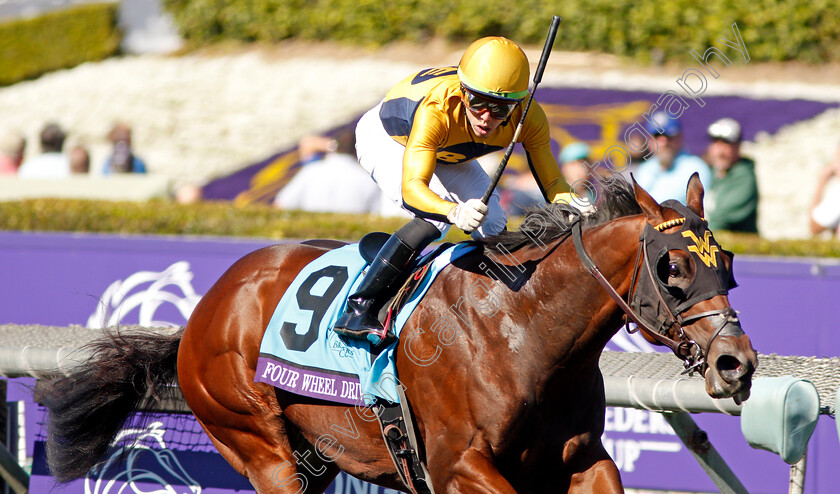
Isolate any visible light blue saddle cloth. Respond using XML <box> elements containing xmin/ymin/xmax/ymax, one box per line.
<box><xmin>254</xmin><ymin>242</ymin><xmax>475</xmax><ymax>406</ymax></box>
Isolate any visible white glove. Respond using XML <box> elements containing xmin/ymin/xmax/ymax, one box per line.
<box><xmin>553</xmin><ymin>192</ymin><xmax>595</xmax><ymax>214</ymax></box>
<box><xmin>446</xmin><ymin>198</ymin><xmax>488</xmax><ymax>233</ymax></box>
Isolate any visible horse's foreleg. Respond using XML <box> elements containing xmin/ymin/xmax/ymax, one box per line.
<box><xmin>434</xmin><ymin>447</ymin><xmax>518</xmax><ymax>494</ymax></box>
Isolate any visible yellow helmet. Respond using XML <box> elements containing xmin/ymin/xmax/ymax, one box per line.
<box><xmin>458</xmin><ymin>36</ymin><xmax>530</xmax><ymax>102</ymax></box>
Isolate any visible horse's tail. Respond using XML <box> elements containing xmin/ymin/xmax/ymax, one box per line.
<box><xmin>41</xmin><ymin>327</ymin><xmax>183</xmax><ymax>483</ymax></box>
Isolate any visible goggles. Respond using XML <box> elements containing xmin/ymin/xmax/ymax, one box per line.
<box><xmin>463</xmin><ymin>88</ymin><xmax>519</xmax><ymax>120</ymax></box>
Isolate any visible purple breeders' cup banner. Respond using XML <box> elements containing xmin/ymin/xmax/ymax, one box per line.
<box><xmin>202</xmin><ymin>88</ymin><xmax>838</xmax><ymax>204</ymax></box>
<box><xmin>255</xmin><ymin>356</ymin><xmax>365</xmax><ymax>406</ymax></box>
<box><xmin>4</xmin><ymin>231</ymin><xmax>840</xmax><ymax>493</ymax></box>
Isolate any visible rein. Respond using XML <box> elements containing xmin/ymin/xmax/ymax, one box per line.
<box><xmin>571</xmin><ymin>215</ymin><xmax>743</xmax><ymax>375</ymax></box>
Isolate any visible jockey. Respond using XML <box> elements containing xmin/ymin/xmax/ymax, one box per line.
<box><xmin>334</xmin><ymin>36</ymin><xmax>569</xmax><ymax>344</ymax></box>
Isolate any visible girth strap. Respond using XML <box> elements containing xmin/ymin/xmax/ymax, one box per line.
<box><xmin>374</xmin><ymin>392</ymin><xmax>436</xmax><ymax>494</ymax></box>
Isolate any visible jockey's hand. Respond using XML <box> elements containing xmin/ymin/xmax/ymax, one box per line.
<box><xmin>553</xmin><ymin>192</ymin><xmax>595</xmax><ymax>214</ymax></box>
<box><xmin>447</xmin><ymin>199</ymin><xmax>488</xmax><ymax>233</ymax></box>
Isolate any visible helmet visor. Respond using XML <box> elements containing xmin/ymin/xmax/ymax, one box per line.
<box><xmin>463</xmin><ymin>88</ymin><xmax>519</xmax><ymax>120</ymax></box>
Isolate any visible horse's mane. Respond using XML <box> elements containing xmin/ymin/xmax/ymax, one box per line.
<box><xmin>481</xmin><ymin>177</ymin><xmax>642</xmax><ymax>253</ymax></box>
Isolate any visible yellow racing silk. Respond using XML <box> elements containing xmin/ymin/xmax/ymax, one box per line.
<box><xmin>378</xmin><ymin>67</ymin><xmax>566</xmax><ymax>220</ymax></box>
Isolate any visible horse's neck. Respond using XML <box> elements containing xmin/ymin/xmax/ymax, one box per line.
<box><xmin>492</xmin><ymin>216</ymin><xmax>643</xmax><ymax>384</ymax></box>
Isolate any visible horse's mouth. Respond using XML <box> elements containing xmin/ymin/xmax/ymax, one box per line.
<box><xmin>731</xmin><ymin>386</ymin><xmax>751</xmax><ymax>406</ymax></box>
<box><xmin>705</xmin><ymin>367</ymin><xmax>754</xmax><ymax>403</ymax></box>
<box><xmin>703</xmin><ymin>339</ymin><xmax>758</xmax><ymax>403</ymax></box>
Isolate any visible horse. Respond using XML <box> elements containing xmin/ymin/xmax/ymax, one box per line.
<box><xmin>42</xmin><ymin>175</ymin><xmax>757</xmax><ymax>493</ymax></box>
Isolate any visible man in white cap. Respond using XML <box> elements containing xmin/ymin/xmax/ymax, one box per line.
<box><xmin>704</xmin><ymin>117</ymin><xmax>758</xmax><ymax>233</ymax></box>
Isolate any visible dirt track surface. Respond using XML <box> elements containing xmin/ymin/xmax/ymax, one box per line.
<box><xmin>3</xmin><ymin>41</ymin><xmax>840</xmax><ymax>239</ymax></box>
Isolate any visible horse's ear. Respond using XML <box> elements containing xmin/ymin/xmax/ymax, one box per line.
<box><xmin>685</xmin><ymin>172</ymin><xmax>705</xmax><ymax>218</ymax></box>
<box><xmin>630</xmin><ymin>173</ymin><xmax>666</xmax><ymax>225</ymax></box>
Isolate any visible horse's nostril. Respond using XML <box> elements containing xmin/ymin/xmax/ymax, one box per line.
<box><xmin>715</xmin><ymin>354</ymin><xmax>743</xmax><ymax>376</ymax></box>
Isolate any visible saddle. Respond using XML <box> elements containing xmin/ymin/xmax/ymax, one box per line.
<box><xmin>358</xmin><ymin>232</ymin><xmax>454</xmax><ymax>272</ymax></box>
<box><xmin>358</xmin><ymin>232</ymin><xmax>453</xmax><ymax>341</ymax></box>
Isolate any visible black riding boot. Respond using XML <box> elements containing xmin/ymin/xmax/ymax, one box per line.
<box><xmin>333</xmin><ymin>234</ymin><xmax>417</xmax><ymax>344</ymax></box>
<box><xmin>334</xmin><ymin>219</ymin><xmax>440</xmax><ymax>345</ymax></box>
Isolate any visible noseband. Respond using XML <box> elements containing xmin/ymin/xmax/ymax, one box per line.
<box><xmin>571</xmin><ymin>212</ymin><xmax>744</xmax><ymax>376</ymax></box>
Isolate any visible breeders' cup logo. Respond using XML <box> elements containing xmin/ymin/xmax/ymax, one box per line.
<box><xmin>87</xmin><ymin>262</ymin><xmax>202</xmax><ymax>328</ymax></box>
<box><xmin>85</xmin><ymin>422</ymin><xmax>201</xmax><ymax>494</ymax></box>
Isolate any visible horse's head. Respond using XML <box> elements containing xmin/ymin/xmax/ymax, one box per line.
<box><xmin>630</xmin><ymin>173</ymin><xmax>757</xmax><ymax>403</ymax></box>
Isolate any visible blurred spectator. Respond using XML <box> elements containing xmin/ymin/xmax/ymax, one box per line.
<box><xmin>274</xmin><ymin>133</ymin><xmax>383</xmax><ymax>214</ymax></box>
<box><xmin>614</xmin><ymin>126</ymin><xmax>650</xmax><ymax>182</ymax></box>
<box><xmin>560</xmin><ymin>142</ymin><xmax>591</xmax><ymax>198</ymax></box>
<box><xmin>69</xmin><ymin>144</ymin><xmax>91</xmax><ymax>174</ymax></box>
<box><xmin>103</xmin><ymin>122</ymin><xmax>147</xmax><ymax>174</ymax></box>
<box><xmin>625</xmin><ymin>129</ymin><xmax>648</xmax><ymax>172</ymax></box>
<box><xmin>176</xmin><ymin>183</ymin><xmax>204</xmax><ymax>204</ymax></box>
<box><xmin>298</xmin><ymin>134</ymin><xmax>343</xmax><ymax>164</ymax></box>
<box><xmin>0</xmin><ymin>129</ymin><xmax>25</xmax><ymax>175</ymax></box>
<box><xmin>809</xmin><ymin>142</ymin><xmax>840</xmax><ymax>236</ymax></box>
<box><xmin>499</xmin><ymin>142</ymin><xmax>611</xmax><ymax>216</ymax></box>
<box><xmin>559</xmin><ymin>141</ymin><xmax>616</xmax><ymax>201</ymax></box>
<box><xmin>18</xmin><ymin>122</ymin><xmax>71</xmax><ymax>178</ymax></box>
<box><xmin>633</xmin><ymin>111</ymin><xmax>711</xmax><ymax>204</ymax></box>
<box><xmin>558</xmin><ymin>141</ymin><xmax>621</xmax><ymax>209</ymax></box>
<box><xmin>498</xmin><ymin>171</ymin><xmax>543</xmax><ymax>216</ymax></box>
<box><xmin>703</xmin><ymin>118</ymin><xmax>758</xmax><ymax>233</ymax></box>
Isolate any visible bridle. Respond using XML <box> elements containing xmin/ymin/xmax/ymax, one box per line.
<box><xmin>571</xmin><ymin>213</ymin><xmax>744</xmax><ymax>376</ymax></box>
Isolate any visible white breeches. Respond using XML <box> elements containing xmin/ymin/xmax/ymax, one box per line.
<box><xmin>354</xmin><ymin>102</ymin><xmax>507</xmax><ymax>239</ymax></box>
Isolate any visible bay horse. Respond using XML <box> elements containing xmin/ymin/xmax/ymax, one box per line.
<box><xmin>43</xmin><ymin>175</ymin><xmax>757</xmax><ymax>493</ymax></box>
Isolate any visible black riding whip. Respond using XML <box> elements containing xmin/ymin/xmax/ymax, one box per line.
<box><xmin>481</xmin><ymin>15</ymin><xmax>562</xmax><ymax>205</ymax></box>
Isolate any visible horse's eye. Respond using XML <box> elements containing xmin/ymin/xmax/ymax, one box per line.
<box><xmin>668</xmin><ymin>263</ymin><xmax>680</xmax><ymax>277</ymax></box>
